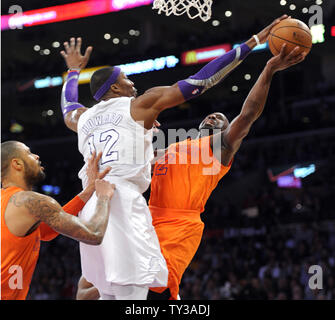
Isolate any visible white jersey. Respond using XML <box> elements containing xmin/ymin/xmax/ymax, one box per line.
<box><xmin>76</xmin><ymin>97</ymin><xmax>168</xmax><ymax>292</ymax></box>
<box><xmin>77</xmin><ymin>96</ymin><xmax>152</xmax><ymax>193</ymax></box>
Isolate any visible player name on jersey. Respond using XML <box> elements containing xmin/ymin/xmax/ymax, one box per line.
<box><xmin>81</xmin><ymin>112</ymin><xmax>123</xmax><ymax>136</ymax></box>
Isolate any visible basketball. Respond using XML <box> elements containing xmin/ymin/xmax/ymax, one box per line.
<box><xmin>268</xmin><ymin>18</ymin><xmax>312</xmax><ymax>56</ymax></box>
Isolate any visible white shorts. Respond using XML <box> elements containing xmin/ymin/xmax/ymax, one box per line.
<box><xmin>79</xmin><ymin>177</ymin><xmax>168</xmax><ymax>296</ymax></box>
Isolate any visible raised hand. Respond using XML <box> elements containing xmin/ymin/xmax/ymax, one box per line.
<box><xmin>60</xmin><ymin>37</ymin><xmax>93</xmax><ymax>70</ymax></box>
<box><xmin>256</xmin><ymin>15</ymin><xmax>290</xmax><ymax>44</ymax></box>
<box><xmin>267</xmin><ymin>44</ymin><xmax>306</xmax><ymax>73</ymax></box>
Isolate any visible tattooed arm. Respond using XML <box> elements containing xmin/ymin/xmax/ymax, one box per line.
<box><xmin>8</xmin><ymin>179</ymin><xmax>115</xmax><ymax>245</ymax></box>
<box><xmin>39</xmin><ymin>151</ymin><xmax>112</xmax><ymax>241</ymax></box>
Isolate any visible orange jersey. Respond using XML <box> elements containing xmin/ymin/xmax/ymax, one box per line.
<box><xmin>149</xmin><ymin>136</ymin><xmax>232</xmax><ymax>299</ymax></box>
<box><xmin>1</xmin><ymin>187</ymin><xmax>85</xmax><ymax>300</ymax></box>
<box><xmin>1</xmin><ymin>187</ymin><xmax>41</xmax><ymax>300</ymax></box>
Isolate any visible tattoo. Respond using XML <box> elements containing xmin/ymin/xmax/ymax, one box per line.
<box><xmin>10</xmin><ymin>191</ymin><xmax>110</xmax><ymax>245</ymax></box>
<box><xmin>8</xmin><ymin>192</ymin><xmax>26</xmax><ymax>207</ymax></box>
<box><xmin>10</xmin><ymin>191</ymin><xmax>60</xmax><ymax>217</ymax></box>
<box><xmin>10</xmin><ymin>192</ymin><xmax>64</xmax><ymax>233</ymax></box>
<box><xmin>95</xmin><ymin>198</ymin><xmax>110</xmax><ymax>220</ymax></box>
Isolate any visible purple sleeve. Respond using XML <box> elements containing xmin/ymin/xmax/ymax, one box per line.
<box><xmin>61</xmin><ymin>70</ymin><xmax>85</xmax><ymax>116</ymax></box>
<box><xmin>178</xmin><ymin>43</ymin><xmax>252</xmax><ymax>100</ymax></box>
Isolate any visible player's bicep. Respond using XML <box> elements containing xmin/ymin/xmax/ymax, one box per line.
<box><xmin>64</xmin><ymin>106</ymin><xmax>88</xmax><ymax>132</ymax></box>
<box><xmin>21</xmin><ymin>192</ymin><xmax>92</xmax><ymax>241</ymax></box>
<box><xmin>20</xmin><ymin>191</ymin><xmax>70</xmax><ymax>225</ymax></box>
<box><xmin>152</xmin><ymin>84</ymin><xmax>185</xmax><ymax>111</ymax></box>
<box><xmin>135</xmin><ymin>84</ymin><xmax>185</xmax><ymax>112</ymax></box>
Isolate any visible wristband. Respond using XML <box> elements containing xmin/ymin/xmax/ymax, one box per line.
<box><xmin>61</xmin><ymin>71</ymin><xmax>81</xmax><ymax>116</ymax></box>
<box><xmin>62</xmin><ymin>195</ymin><xmax>85</xmax><ymax>215</ymax></box>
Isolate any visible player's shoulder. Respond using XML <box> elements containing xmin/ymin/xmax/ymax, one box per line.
<box><xmin>8</xmin><ymin>191</ymin><xmax>58</xmax><ymax>217</ymax></box>
<box><xmin>5</xmin><ymin>191</ymin><xmax>36</xmax><ymax>217</ymax></box>
<box><xmin>77</xmin><ymin>103</ymin><xmax>98</xmax><ymax>126</ymax></box>
<box><xmin>82</xmin><ymin>103</ymin><xmax>98</xmax><ymax>115</ymax></box>
<box><xmin>9</xmin><ymin>190</ymin><xmax>44</xmax><ymax>205</ymax></box>
<box><xmin>10</xmin><ymin>190</ymin><xmax>56</xmax><ymax>207</ymax></box>
<box><xmin>84</xmin><ymin>97</ymin><xmax>131</xmax><ymax>115</ymax></box>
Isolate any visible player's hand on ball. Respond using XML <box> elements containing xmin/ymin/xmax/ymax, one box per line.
<box><xmin>267</xmin><ymin>44</ymin><xmax>306</xmax><ymax>73</ymax></box>
<box><xmin>256</xmin><ymin>14</ymin><xmax>290</xmax><ymax>44</ymax></box>
<box><xmin>95</xmin><ymin>180</ymin><xmax>116</xmax><ymax>200</ymax></box>
<box><xmin>60</xmin><ymin>37</ymin><xmax>93</xmax><ymax>70</ymax></box>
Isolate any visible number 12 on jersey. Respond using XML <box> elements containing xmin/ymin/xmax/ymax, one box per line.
<box><xmin>88</xmin><ymin>129</ymin><xmax>119</xmax><ymax>164</ymax></box>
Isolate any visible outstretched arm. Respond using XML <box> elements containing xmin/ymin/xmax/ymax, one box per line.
<box><xmin>131</xmin><ymin>15</ymin><xmax>289</xmax><ymax>128</ymax></box>
<box><xmin>9</xmin><ymin>179</ymin><xmax>115</xmax><ymax>245</ymax></box>
<box><xmin>60</xmin><ymin>37</ymin><xmax>92</xmax><ymax>132</ymax></box>
<box><xmin>212</xmin><ymin>44</ymin><xmax>306</xmax><ymax>166</ymax></box>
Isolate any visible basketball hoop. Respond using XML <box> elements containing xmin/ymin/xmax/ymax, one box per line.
<box><xmin>152</xmin><ymin>0</ymin><xmax>213</xmax><ymax>22</ymax></box>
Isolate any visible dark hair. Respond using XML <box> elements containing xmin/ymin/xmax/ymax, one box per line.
<box><xmin>1</xmin><ymin>140</ymin><xmax>21</xmax><ymax>180</ymax></box>
<box><xmin>90</xmin><ymin>67</ymin><xmax>115</xmax><ymax>99</ymax></box>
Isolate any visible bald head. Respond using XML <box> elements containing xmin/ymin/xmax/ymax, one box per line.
<box><xmin>1</xmin><ymin>141</ymin><xmax>45</xmax><ymax>188</ymax></box>
<box><xmin>1</xmin><ymin>141</ymin><xmax>22</xmax><ymax>180</ymax></box>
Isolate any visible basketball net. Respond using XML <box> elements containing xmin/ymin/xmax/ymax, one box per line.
<box><xmin>153</xmin><ymin>0</ymin><xmax>213</xmax><ymax>22</ymax></box>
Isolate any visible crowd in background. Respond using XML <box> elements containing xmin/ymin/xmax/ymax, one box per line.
<box><xmin>181</xmin><ymin>221</ymin><xmax>335</xmax><ymax>300</ymax></box>
<box><xmin>2</xmin><ymin>81</ymin><xmax>334</xmax><ymax>143</ymax></box>
<box><xmin>15</xmin><ymin>81</ymin><xmax>333</xmax><ymax>299</ymax></box>
<box><xmin>28</xmin><ymin>214</ymin><xmax>335</xmax><ymax>300</ymax></box>
<box><xmin>2</xmin><ymin>2</ymin><xmax>334</xmax><ymax>300</ymax></box>
<box><xmin>26</xmin><ymin>154</ymin><xmax>335</xmax><ymax>299</ymax></box>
